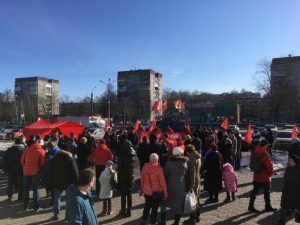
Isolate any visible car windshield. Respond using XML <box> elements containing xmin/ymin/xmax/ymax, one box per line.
<box><xmin>276</xmin><ymin>132</ymin><xmax>292</xmax><ymax>138</ymax></box>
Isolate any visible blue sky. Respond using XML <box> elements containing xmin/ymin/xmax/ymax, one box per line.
<box><xmin>0</xmin><ymin>0</ymin><xmax>300</xmax><ymax>98</ymax></box>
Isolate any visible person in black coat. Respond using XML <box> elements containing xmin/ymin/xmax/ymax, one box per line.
<box><xmin>147</xmin><ymin>133</ymin><xmax>162</xmax><ymax>157</ymax></box>
<box><xmin>127</xmin><ymin>127</ymin><xmax>139</xmax><ymax>148</ymax></box>
<box><xmin>137</xmin><ymin>136</ymin><xmax>150</xmax><ymax>171</ymax></box>
<box><xmin>3</xmin><ymin>137</ymin><xmax>26</xmax><ymax>201</ymax></box>
<box><xmin>202</xmin><ymin>147</ymin><xmax>223</xmax><ymax>203</ymax></box>
<box><xmin>49</xmin><ymin>150</ymin><xmax>79</xmax><ymax>219</ymax></box>
<box><xmin>117</xmin><ymin>136</ymin><xmax>136</xmax><ymax>217</ymax></box>
<box><xmin>77</xmin><ymin>137</ymin><xmax>92</xmax><ymax>170</ymax></box>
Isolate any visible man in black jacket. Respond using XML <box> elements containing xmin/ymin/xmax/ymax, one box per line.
<box><xmin>3</xmin><ymin>137</ymin><xmax>26</xmax><ymax>201</ymax></box>
<box><xmin>49</xmin><ymin>150</ymin><xmax>78</xmax><ymax>220</ymax></box>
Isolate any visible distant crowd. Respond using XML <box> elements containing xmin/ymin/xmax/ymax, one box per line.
<box><xmin>2</xmin><ymin>125</ymin><xmax>300</xmax><ymax>225</ymax></box>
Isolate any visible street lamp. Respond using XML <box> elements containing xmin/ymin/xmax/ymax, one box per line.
<box><xmin>99</xmin><ymin>78</ymin><xmax>115</xmax><ymax>126</ymax></box>
<box><xmin>91</xmin><ymin>86</ymin><xmax>97</xmax><ymax>117</ymax></box>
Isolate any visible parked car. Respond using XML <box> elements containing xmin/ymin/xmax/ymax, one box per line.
<box><xmin>90</xmin><ymin>128</ymin><xmax>105</xmax><ymax>141</ymax></box>
<box><xmin>228</xmin><ymin>125</ymin><xmax>239</xmax><ymax>131</ymax></box>
<box><xmin>273</xmin><ymin>130</ymin><xmax>293</xmax><ymax>150</ymax></box>
<box><xmin>284</xmin><ymin>124</ymin><xmax>299</xmax><ymax>132</ymax></box>
<box><xmin>0</xmin><ymin>129</ymin><xmax>13</xmax><ymax>140</ymax></box>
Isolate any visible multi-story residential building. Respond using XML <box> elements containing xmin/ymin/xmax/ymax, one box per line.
<box><xmin>271</xmin><ymin>55</ymin><xmax>300</xmax><ymax>122</ymax></box>
<box><xmin>15</xmin><ymin>77</ymin><xmax>59</xmax><ymax>121</ymax></box>
<box><xmin>117</xmin><ymin>69</ymin><xmax>162</xmax><ymax>121</ymax></box>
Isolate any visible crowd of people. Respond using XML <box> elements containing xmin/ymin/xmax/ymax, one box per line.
<box><xmin>2</xmin><ymin>125</ymin><xmax>300</xmax><ymax>225</ymax></box>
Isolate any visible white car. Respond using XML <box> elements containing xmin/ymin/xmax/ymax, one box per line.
<box><xmin>91</xmin><ymin>128</ymin><xmax>105</xmax><ymax>141</ymax></box>
<box><xmin>273</xmin><ymin>130</ymin><xmax>293</xmax><ymax>150</ymax></box>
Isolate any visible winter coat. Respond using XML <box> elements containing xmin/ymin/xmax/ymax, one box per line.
<box><xmin>44</xmin><ymin>146</ymin><xmax>60</xmax><ymax>178</ymax></box>
<box><xmin>222</xmin><ymin>163</ymin><xmax>238</xmax><ymax>192</ymax></box>
<box><xmin>148</xmin><ymin>141</ymin><xmax>162</xmax><ymax>157</ymax></box>
<box><xmin>192</xmin><ymin>137</ymin><xmax>202</xmax><ymax>154</ymax></box>
<box><xmin>252</xmin><ymin>146</ymin><xmax>273</xmax><ymax>183</ymax></box>
<box><xmin>68</xmin><ymin>141</ymin><xmax>77</xmax><ymax>158</ymax></box>
<box><xmin>281</xmin><ymin>164</ymin><xmax>300</xmax><ymax>209</ymax></box>
<box><xmin>141</xmin><ymin>162</ymin><xmax>168</xmax><ymax>198</ymax></box>
<box><xmin>117</xmin><ymin>140</ymin><xmax>136</xmax><ymax>194</ymax></box>
<box><xmin>20</xmin><ymin>143</ymin><xmax>46</xmax><ymax>176</ymax></box>
<box><xmin>77</xmin><ymin>143</ymin><xmax>92</xmax><ymax>170</ymax></box>
<box><xmin>66</xmin><ymin>184</ymin><xmax>98</xmax><ymax>225</ymax></box>
<box><xmin>88</xmin><ymin>143</ymin><xmax>113</xmax><ymax>166</ymax></box>
<box><xmin>128</xmin><ymin>131</ymin><xmax>139</xmax><ymax>147</ymax></box>
<box><xmin>99</xmin><ymin>168</ymin><xmax>116</xmax><ymax>199</ymax></box>
<box><xmin>164</xmin><ymin>156</ymin><xmax>188</xmax><ymax>210</ymax></box>
<box><xmin>187</xmin><ymin>151</ymin><xmax>201</xmax><ymax>196</ymax></box>
<box><xmin>137</xmin><ymin>142</ymin><xmax>150</xmax><ymax>170</ymax></box>
<box><xmin>160</xmin><ymin>143</ymin><xmax>169</xmax><ymax>168</ymax></box>
<box><xmin>229</xmin><ymin>136</ymin><xmax>237</xmax><ymax>155</ymax></box>
<box><xmin>202</xmin><ymin>150</ymin><xmax>223</xmax><ymax>191</ymax></box>
<box><xmin>50</xmin><ymin>150</ymin><xmax>78</xmax><ymax>191</ymax></box>
<box><xmin>3</xmin><ymin>144</ymin><xmax>24</xmax><ymax>173</ymax></box>
<box><xmin>220</xmin><ymin>139</ymin><xmax>233</xmax><ymax>164</ymax></box>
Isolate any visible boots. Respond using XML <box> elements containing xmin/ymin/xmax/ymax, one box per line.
<box><xmin>195</xmin><ymin>208</ymin><xmax>200</xmax><ymax>223</ymax></box>
<box><xmin>248</xmin><ymin>199</ymin><xmax>259</xmax><ymax>213</ymax></box>
<box><xmin>265</xmin><ymin>204</ymin><xmax>277</xmax><ymax>212</ymax></box>
<box><xmin>172</xmin><ymin>214</ymin><xmax>181</xmax><ymax>225</ymax></box>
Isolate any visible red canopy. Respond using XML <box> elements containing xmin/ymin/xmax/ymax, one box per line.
<box><xmin>23</xmin><ymin>119</ymin><xmax>85</xmax><ymax>139</ymax></box>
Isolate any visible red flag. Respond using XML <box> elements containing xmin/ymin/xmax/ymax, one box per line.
<box><xmin>245</xmin><ymin>124</ymin><xmax>252</xmax><ymax>144</ymax></box>
<box><xmin>174</xmin><ymin>100</ymin><xmax>185</xmax><ymax>112</ymax></box>
<box><xmin>185</xmin><ymin>122</ymin><xmax>192</xmax><ymax>135</ymax></box>
<box><xmin>152</xmin><ymin>101</ymin><xmax>162</xmax><ymax>112</ymax></box>
<box><xmin>134</xmin><ymin>120</ymin><xmax>140</xmax><ymax>131</ymax></box>
<box><xmin>162</xmin><ymin>101</ymin><xmax>168</xmax><ymax>112</ymax></box>
<box><xmin>149</xmin><ymin>119</ymin><xmax>157</xmax><ymax>132</ymax></box>
<box><xmin>292</xmin><ymin>123</ymin><xmax>298</xmax><ymax>139</ymax></box>
<box><xmin>220</xmin><ymin>118</ymin><xmax>229</xmax><ymax>129</ymax></box>
<box><xmin>104</xmin><ymin>119</ymin><xmax>109</xmax><ymax>132</ymax></box>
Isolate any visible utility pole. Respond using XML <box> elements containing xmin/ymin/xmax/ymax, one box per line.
<box><xmin>91</xmin><ymin>86</ymin><xmax>97</xmax><ymax>117</ymax></box>
<box><xmin>100</xmin><ymin>78</ymin><xmax>114</xmax><ymax>126</ymax></box>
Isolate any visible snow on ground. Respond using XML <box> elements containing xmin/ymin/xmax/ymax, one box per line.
<box><xmin>0</xmin><ymin>140</ymin><xmax>14</xmax><ymax>152</ymax></box>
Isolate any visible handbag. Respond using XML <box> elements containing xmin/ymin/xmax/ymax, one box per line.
<box><xmin>184</xmin><ymin>191</ymin><xmax>197</xmax><ymax>214</ymax></box>
<box><xmin>147</xmin><ymin>174</ymin><xmax>164</xmax><ymax>201</ymax></box>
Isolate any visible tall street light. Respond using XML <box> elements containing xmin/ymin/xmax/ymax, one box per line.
<box><xmin>91</xmin><ymin>86</ymin><xmax>97</xmax><ymax>117</ymax></box>
<box><xmin>99</xmin><ymin>78</ymin><xmax>114</xmax><ymax>126</ymax></box>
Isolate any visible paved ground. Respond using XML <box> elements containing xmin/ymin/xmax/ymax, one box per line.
<box><xmin>0</xmin><ymin>152</ymin><xmax>298</xmax><ymax>225</ymax></box>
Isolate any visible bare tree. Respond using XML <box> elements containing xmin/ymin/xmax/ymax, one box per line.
<box><xmin>252</xmin><ymin>58</ymin><xmax>272</xmax><ymax>96</ymax></box>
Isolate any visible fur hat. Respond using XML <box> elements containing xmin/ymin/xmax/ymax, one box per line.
<box><xmin>172</xmin><ymin>147</ymin><xmax>184</xmax><ymax>156</ymax></box>
<box><xmin>105</xmin><ymin>160</ymin><xmax>113</xmax><ymax>167</ymax></box>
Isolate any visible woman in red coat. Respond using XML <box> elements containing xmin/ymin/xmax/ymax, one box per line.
<box><xmin>88</xmin><ymin>139</ymin><xmax>113</xmax><ymax>198</ymax></box>
<box><xmin>248</xmin><ymin>140</ymin><xmax>277</xmax><ymax>213</ymax></box>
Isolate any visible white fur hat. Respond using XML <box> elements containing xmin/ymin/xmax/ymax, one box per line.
<box><xmin>172</xmin><ymin>147</ymin><xmax>184</xmax><ymax>156</ymax></box>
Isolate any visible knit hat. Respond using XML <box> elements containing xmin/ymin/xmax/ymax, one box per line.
<box><xmin>150</xmin><ymin>153</ymin><xmax>159</xmax><ymax>163</ymax></box>
<box><xmin>172</xmin><ymin>147</ymin><xmax>184</xmax><ymax>156</ymax></box>
<box><xmin>105</xmin><ymin>160</ymin><xmax>113</xmax><ymax>168</ymax></box>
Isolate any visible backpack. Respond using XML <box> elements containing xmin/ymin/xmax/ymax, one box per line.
<box><xmin>250</xmin><ymin>153</ymin><xmax>266</xmax><ymax>173</ymax></box>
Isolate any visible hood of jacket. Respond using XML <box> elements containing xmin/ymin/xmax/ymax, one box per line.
<box><xmin>223</xmin><ymin>163</ymin><xmax>234</xmax><ymax>172</ymax></box>
<box><xmin>143</xmin><ymin>162</ymin><xmax>161</xmax><ymax>175</ymax></box>
<box><xmin>169</xmin><ymin>156</ymin><xmax>188</xmax><ymax>164</ymax></box>
<box><xmin>253</xmin><ymin>146</ymin><xmax>268</xmax><ymax>156</ymax></box>
<box><xmin>56</xmin><ymin>150</ymin><xmax>72</xmax><ymax>158</ymax></box>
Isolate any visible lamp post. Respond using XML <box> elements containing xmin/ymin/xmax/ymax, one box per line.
<box><xmin>15</xmin><ymin>95</ymin><xmax>26</xmax><ymax>126</ymax></box>
<box><xmin>91</xmin><ymin>86</ymin><xmax>97</xmax><ymax>117</ymax></box>
<box><xmin>99</xmin><ymin>78</ymin><xmax>114</xmax><ymax>126</ymax></box>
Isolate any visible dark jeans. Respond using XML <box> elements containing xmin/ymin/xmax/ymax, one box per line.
<box><xmin>95</xmin><ymin>165</ymin><xmax>105</xmax><ymax>197</ymax></box>
<box><xmin>120</xmin><ymin>192</ymin><xmax>132</xmax><ymax>212</ymax></box>
<box><xmin>102</xmin><ymin>198</ymin><xmax>112</xmax><ymax>213</ymax></box>
<box><xmin>7</xmin><ymin>170</ymin><xmax>23</xmax><ymax>199</ymax></box>
<box><xmin>23</xmin><ymin>175</ymin><xmax>40</xmax><ymax>209</ymax></box>
<box><xmin>142</xmin><ymin>195</ymin><xmax>160</xmax><ymax>224</ymax></box>
<box><xmin>250</xmin><ymin>182</ymin><xmax>271</xmax><ymax>205</ymax></box>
